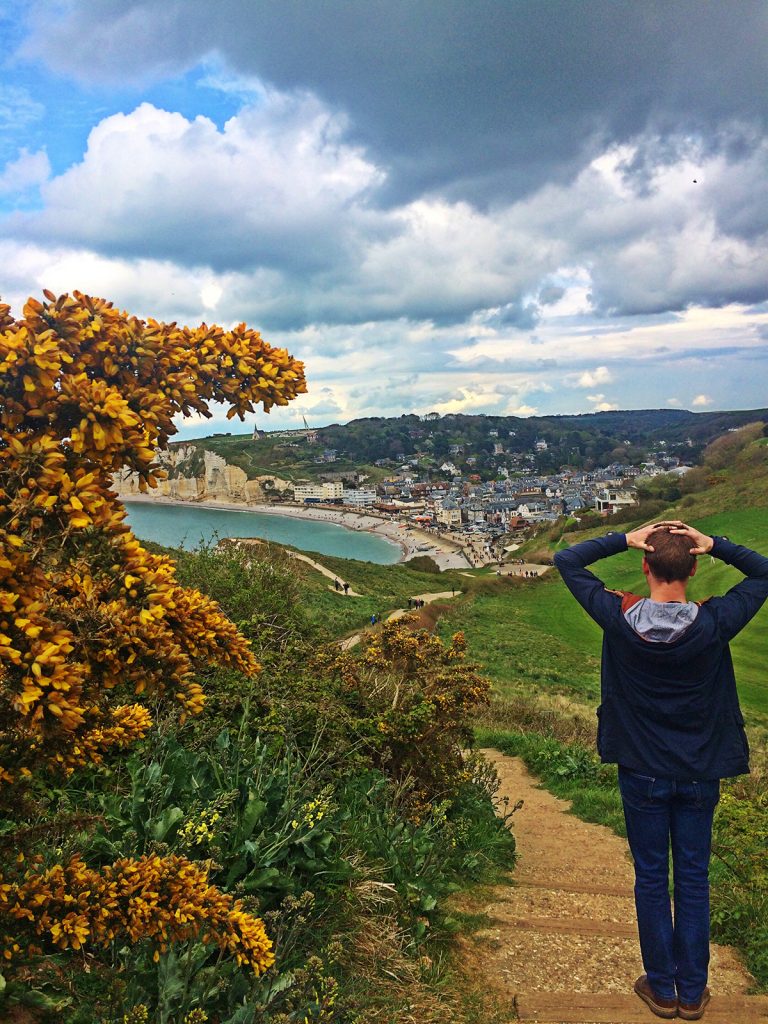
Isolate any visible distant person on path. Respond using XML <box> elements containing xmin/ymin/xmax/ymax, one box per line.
<box><xmin>343</xmin><ymin>581</ymin><xmax>350</xmax><ymax>595</ymax></box>
<box><xmin>555</xmin><ymin>522</ymin><xmax>768</xmax><ymax>1021</ymax></box>
<box><xmin>334</xmin><ymin>578</ymin><xmax>340</xmax><ymax>591</ymax></box>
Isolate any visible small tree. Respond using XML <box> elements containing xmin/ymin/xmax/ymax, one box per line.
<box><xmin>0</xmin><ymin>291</ymin><xmax>306</xmax><ymax>975</ymax></box>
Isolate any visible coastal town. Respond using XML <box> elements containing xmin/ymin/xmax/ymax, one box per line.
<box><xmin>117</xmin><ymin>419</ymin><xmax>695</xmax><ymax>570</ymax></box>
<box><xmin>287</xmin><ymin>431</ymin><xmax>692</xmax><ymax>567</ymax></box>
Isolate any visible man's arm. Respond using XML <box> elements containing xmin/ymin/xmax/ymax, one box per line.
<box><xmin>671</xmin><ymin>524</ymin><xmax>768</xmax><ymax>640</ymax></box>
<box><xmin>553</xmin><ymin>531</ymin><xmax>629</xmax><ymax>628</ymax></box>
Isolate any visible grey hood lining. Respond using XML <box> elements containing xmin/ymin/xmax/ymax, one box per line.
<box><xmin>624</xmin><ymin>598</ymin><xmax>700</xmax><ymax>643</ymax></box>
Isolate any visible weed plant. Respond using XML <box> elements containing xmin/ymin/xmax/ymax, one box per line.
<box><xmin>0</xmin><ymin>540</ymin><xmax>514</xmax><ymax>1022</ymax></box>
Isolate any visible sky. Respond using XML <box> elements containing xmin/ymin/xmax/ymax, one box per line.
<box><xmin>1</xmin><ymin>0</ymin><xmax>767</xmax><ymax>439</ymax></box>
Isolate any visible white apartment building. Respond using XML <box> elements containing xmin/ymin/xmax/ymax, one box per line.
<box><xmin>342</xmin><ymin>488</ymin><xmax>377</xmax><ymax>508</ymax></box>
<box><xmin>293</xmin><ymin>481</ymin><xmax>344</xmax><ymax>502</ymax></box>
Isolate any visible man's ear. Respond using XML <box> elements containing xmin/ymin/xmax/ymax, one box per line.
<box><xmin>642</xmin><ymin>556</ymin><xmax>650</xmax><ymax>577</ymax></box>
<box><xmin>690</xmin><ymin>561</ymin><xmax>698</xmax><ymax>578</ymax></box>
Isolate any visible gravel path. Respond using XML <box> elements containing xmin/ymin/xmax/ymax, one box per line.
<box><xmin>452</xmin><ymin>750</ymin><xmax>768</xmax><ymax>1023</ymax></box>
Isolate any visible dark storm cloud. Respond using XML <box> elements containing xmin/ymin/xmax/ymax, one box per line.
<box><xmin>22</xmin><ymin>0</ymin><xmax>768</xmax><ymax>206</ymax></box>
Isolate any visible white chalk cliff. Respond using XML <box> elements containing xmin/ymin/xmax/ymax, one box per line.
<box><xmin>114</xmin><ymin>447</ymin><xmax>291</xmax><ymax>504</ymax></box>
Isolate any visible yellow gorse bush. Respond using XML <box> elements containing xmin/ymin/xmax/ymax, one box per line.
<box><xmin>0</xmin><ymin>290</ymin><xmax>306</xmax><ymax>978</ymax></box>
<box><xmin>0</xmin><ymin>290</ymin><xmax>305</xmax><ymax>787</ymax></box>
<box><xmin>319</xmin><ymin>618</ymin><xmax>490</xmax><ymax>807</ymax></box>
<box><xmin>2</xmin><ymin>853</ymin><xmax>274</xmax><ymax>974</ymax></box>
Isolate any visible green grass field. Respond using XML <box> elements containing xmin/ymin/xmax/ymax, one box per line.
<box><xmin>434</xmin><ymin>507</ymin><xmax>768</xmax><ymax>721</ymax></box>
<box><xmin>293</xmin><ymin>437</ymin><xmax>768</xmax><ymax>715</ymax></box>
<box><xmin>292</xmin><ymin>549</ymin><xmax>469</xmax><ymax>637</ymax></box>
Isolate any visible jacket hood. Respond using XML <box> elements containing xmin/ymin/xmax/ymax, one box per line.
<box><xmin>623</xmin><ymin>597</ymin><xmax>700</xmax><ymax>644</ymax></box>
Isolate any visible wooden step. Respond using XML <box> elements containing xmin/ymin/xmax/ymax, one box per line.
<box><xmin>514</xmin><ymin>991</ymin><xmax>768</xmax><ymax>1023</ymax></box>
<box><xmin>514</xmin><ymin>879</ymin><xmax>634</xmax><ymax>899</ymax></box>
<box><xmin>498</xmin><ymin>915</ymin><xmax>636</xmax><ymax>939</ymax></box>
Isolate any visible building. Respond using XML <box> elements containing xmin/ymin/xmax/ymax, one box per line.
<box><xmin>342</xmin><ymin>488</ymin><xmax>377</xmax><ymax>508</ymax></box>
<box><xmin>595</xmin><ymin>488</ymin><xmax>637</xmax><ymax>515</ymax></box>
<box><xmin>436</xmin><ymin>499</ymin><xmax>462</xmax><ymax>528</ymax></box>
<box><xmin>293</xmin><ymin>481</ymin><xmax>344</xmax><ymax>503</ymax></box>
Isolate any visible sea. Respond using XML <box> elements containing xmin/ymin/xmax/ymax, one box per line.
<box><xmin>123</xmin><ymin>501</ymin><xmax>402</xmax><ymax>564</ymax></box>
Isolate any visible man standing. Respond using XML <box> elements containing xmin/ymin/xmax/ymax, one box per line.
<box><xmin>554</xmin><ymin>522</ymin><xmax>768</xmax><ymax>1020</ymax></box>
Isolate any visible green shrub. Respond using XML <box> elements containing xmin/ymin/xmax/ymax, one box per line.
<box><xmin>710</xmin><ymin>782</ymin><xmax>768</xmax><ymax>987</ymax></box>
<box><xmin>404</xmin><ymin>554</ymin><xmax>441</xmax><ymax>574</ymax></box>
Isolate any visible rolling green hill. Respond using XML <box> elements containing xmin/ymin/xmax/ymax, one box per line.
<box><xmin>438</xmin><ymin>436</ymin><xmax>768</xmax><ymax>721</ymax></box>
<box><xmin>286</xmin><ymin>435</ymin><xmax>768</xmax><ymax>719</ymax></box>
<box><xmin>179</xmin><ymin>406</ymin><xmax>768</xmax><ymax>481</ymax></box>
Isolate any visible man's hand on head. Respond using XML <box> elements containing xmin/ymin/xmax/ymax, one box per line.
<box><xmin>667</xmin><ymin>523</ymin><xmax>715</xmax><ymax>555</ymax></box>
<box><xmin>625</xmin><ymin>523</ymin><xmax>668</xmax><ymax>552</ymax></box>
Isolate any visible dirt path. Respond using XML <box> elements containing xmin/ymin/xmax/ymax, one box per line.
<box><xmin>501</xmin><ymin>562</ymin><xmax>553</xmax><ymax>577</ymax></box>
<box><xmin>338</xmin><ymin>592</ymin><xmax>459</xmax><ymax>650</ymax></box>
<box><xmin>287</xmin><ymin>551</ymin><xmax>362</xmax><ymax>596</ymax></box>
<box><xmin>453</xmin><ymin>750</ymin><xmax>768</xmax><ymax>1023</ymax></box>
<box><xmin>459</xmin><ymin>563</ymin><xmax>553</xmax><ymax>578</ymax></box>
<box><xmin>386</xmin><ymin>591</ymin><xmax>459</xmax><ymax>622</ymax></box>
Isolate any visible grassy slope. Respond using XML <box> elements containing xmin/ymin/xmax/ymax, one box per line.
<box><xmin>293</xmin><ymin>438</ymin><xmax>768</xmax><ymax>714</ymax></box>
<box><xmin>178</xmin><ymin>432</ymin><xmax>386</xmax><ymax>484</ymax></box>
<box><xmin>476</xmin><ymin>439</ymin><xmax>768</xmax><ymax>719</ymax></box>
<box><xmin>291</xmin><ymin>550</ymin><xmax>469</xmax><ymax>637</ymax></box>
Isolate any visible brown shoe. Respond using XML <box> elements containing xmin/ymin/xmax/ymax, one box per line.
<box><xmin>634</xmin><ymin>975</ymin><xmax>678</xmax><ymax>1019</ymax></box>
<box><xmin>678</xmin><ymin>987</ymin><xmax>711</xmax><ymax>1020</ymax></box>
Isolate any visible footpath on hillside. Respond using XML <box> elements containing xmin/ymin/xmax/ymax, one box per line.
<box><xmin>453</xmin><ymin>749</ymin><xmax>768</xmax><ymax>1024</ymax></box>
<box><xmin>339</xmin><ymin>592</ymin><xmax>459</xmax><ymax>650</ymax></box>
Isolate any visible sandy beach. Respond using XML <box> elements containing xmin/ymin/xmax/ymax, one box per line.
<box><xmin>120</xmin><ymin>493</ymin><xmax>472</xmax><ymax>570</ymax></box>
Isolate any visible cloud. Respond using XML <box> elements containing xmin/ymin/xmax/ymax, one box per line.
<box><xmin>573</xmin><ymin>365</ymin><xmax>612</xmax><ymax>388</ymax></box>
<box><xmin>431</xmin><ymin>386</ymin><xmax>513</xmax><ymax>417</ymax></box>
<box><xmin>12</xmin><ymin>98</ymin><xmax>382</xmax><ymax>275</ymax></box>
<box><xmin>587</xmin><ymin>393</ymin><xmax>619</xmax><ymax>412</ymax></box>
<box><xmin>0</xmin><ymin>84</ymin><xmax>45</xmax><ymax>132</ymax></box>
<box><xmin>20</xmin><ymin>1</ymin><xmax>768</xmax><ymax>208</ymax></box>
<box><xmin>6</xmin><ymin>99</ymin><xmax>768</xmax><ymax>331</ymax></box>
<box><xmin>4</xmin><ymin>5</ymin><xmax>768</xmax><ymax>425</ymax></box>
<box><xmin>691</xmin><ymin>394</ymin><xmax>714</xmax><ymax>407</ymax></box>
<box><xmin>538</xmin><ymin>284</ymin><xmax>565</xmax><ymax>306</ymax></box>
<box><xmin>0</xmin><ymin>148</ymin><xmax>50</xmax><ymax>195</ymax></box>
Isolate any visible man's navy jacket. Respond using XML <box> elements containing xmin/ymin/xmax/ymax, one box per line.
<box><xmin>554</xmin><ymin>534</ymin><xmax>768</xmax><ymax>781</ymax></box>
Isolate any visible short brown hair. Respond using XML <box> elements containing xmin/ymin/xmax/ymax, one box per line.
<box><xmin>645</xmin><ymin>529</ymin><xmax>696</xmax><ymax>583</ymax></box>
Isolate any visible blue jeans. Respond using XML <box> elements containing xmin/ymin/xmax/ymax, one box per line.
<box><xmin>618</xmin><ymin>766</ymin><xmax>720</xmax><ymax>1004</ymax></box>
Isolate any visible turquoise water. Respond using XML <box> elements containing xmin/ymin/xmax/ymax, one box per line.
<box><xmin>124</xmin><ymin>502</ymin><xmax>401</xmax><ymax>564</ymax></box>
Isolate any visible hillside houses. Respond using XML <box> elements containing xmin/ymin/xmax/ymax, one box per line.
<box><xmin>289</xmin><ymin>455</ymin><xmax>652</xmax><ymax>542</ymax></box>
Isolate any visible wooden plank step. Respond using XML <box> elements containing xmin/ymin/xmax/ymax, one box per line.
<box><xmin>499</xmin><ymin>915</ymin><xmax>636</xmax><ymax>938</ymax></box>
<box><xmin>514</xmin><ymin>992</ymin><xmax>768</xmax><ymax>1023</ymax></box>
<box><xmin>514</xmin><ymin>879</ymin><xmax>634</xmax><ymax>899</ymax></box>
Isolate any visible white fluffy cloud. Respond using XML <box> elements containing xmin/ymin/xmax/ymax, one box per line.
<box><xmin>3</xmin><ymin>81</ymin><xmax>768</xmax><ymax>425</ymax></box>
<box><xmin>573</xmin><ymin>366</ymin><xmax>612</xmax><ymax>388</ymax></box>
<box><xmin>5</xmin><ymin>95</ymin><xmax>768</xmax><ymax>334</ymax></box>
<box><xmin>16</xmin><ymin>96</ymin><xmax>382</xmax><ymax>275</ymax></box>
<box><xmin>587</xmin><ymin>393</ymin><xmax>620</xmax><ymax>412</ymax></box>
<box><xmin>0</xmin><ymin>148</ymin><xmax>50</xmax><ymax>195</ymax></box>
